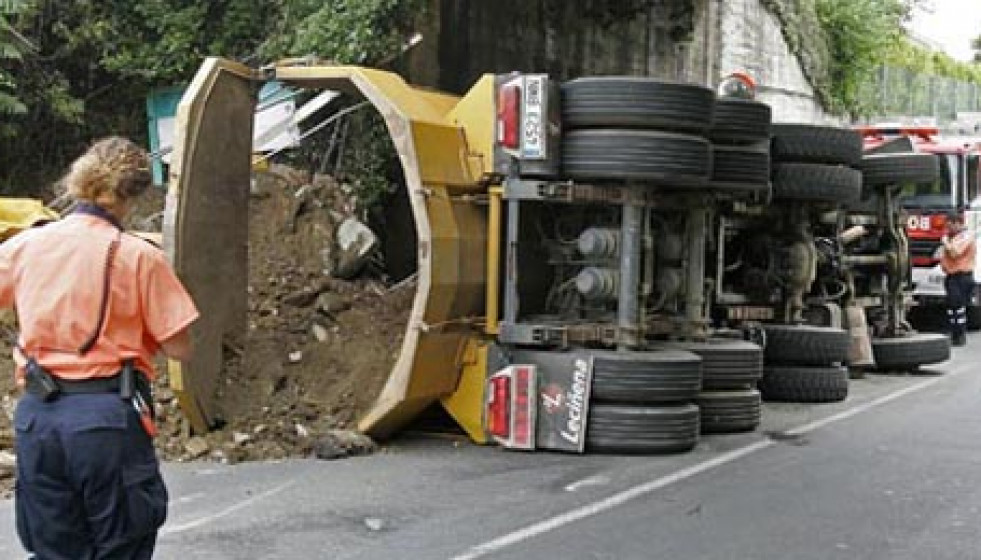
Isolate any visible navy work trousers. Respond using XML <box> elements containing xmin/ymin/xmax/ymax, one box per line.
<box><xmin>14</xmin><ymin>392</ymin><xmax>168</xmax><ymax>560</ymax></box>
<box><xmin>945</xmin><ymin>271</ymin><xmax>974</xmax><ymax>342</ymax></box>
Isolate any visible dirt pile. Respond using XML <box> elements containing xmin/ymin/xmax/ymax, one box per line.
<box><xmin>154</xmin><ymin>166</ymin><xmax>413</xmax><ymax>462</ymax></box>
<box><xmin>0</xmin><ymin>166</ymin><xmax>414</xmax><ymax>497</ymax></box>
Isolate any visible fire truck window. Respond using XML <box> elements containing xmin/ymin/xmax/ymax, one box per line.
<box><xmin>900</xmin><ymin>154</ymin><xmax>955</xmax><ymax>209</ymax></box>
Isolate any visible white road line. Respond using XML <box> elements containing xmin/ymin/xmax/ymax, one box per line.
<box><xmin>170</xmin><ymin>491</ymin><xmax>206</xmax><ymax>505</ymax></box>
<box><xmin>564</xmin><ymin>475</ymin><xmax>610</xmax><ymax>492</ymax></box>
<box><xmin>160</xmin><ymin>481</ymin><xmax>295</xmax><ymax>535</ymax></box>
<box><xmin>451</xmin><ymin>375</ymin><xmax>945</xmax><ymax>560</ymax></box>
<box><xmin>785</xmin><ymin>376</ymin><xmax>946</xmax><ymax>437</ymax></box>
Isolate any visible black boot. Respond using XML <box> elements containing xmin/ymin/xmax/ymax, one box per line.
<box><xmin>952</xmin><ymin>306</ymin><xmax>968</xmax><ymax>346</ymax></box>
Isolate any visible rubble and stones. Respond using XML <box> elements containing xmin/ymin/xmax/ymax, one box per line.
<box><xmin>0</xmin><ymin>165</ymin><xmax>414</xmax><ymax>497</ymax></box>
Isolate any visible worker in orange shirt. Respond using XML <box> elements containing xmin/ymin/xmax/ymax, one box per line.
<box><xmin>941</xmin><ymin>212</ymin><xmax>976</xmax><ymax>347</ymax></box>
<box><xmin>1</xmin><ymin>137</ymin><xmax>199</xmax><ymax>559</ymax></box>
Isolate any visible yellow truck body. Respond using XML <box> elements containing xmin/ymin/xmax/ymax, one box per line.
<box><xmin>166</xmin><ymin>58</ymin><xmax>497</xmax><ymax>440</ymax></box>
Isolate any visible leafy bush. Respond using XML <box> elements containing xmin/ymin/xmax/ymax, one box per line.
<box><xmin>0</xmin><ymin>0</ymin><xmax>26</xmax><ymax>122</ymax></box>
<box><xmin>0</xmin><ymin>0</ymin><xmax>420</xmax><ymax>198</ymax></box>
<box><xmin>814</xmin><ymin>0</ymin><xmax>913</xmax><ymax>116</ymax></box>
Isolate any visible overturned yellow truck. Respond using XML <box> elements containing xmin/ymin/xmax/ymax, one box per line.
<box><xmin>166</xmin><ymin>58</ymin><xmax>770</xmax><ymax>454</ymax></box>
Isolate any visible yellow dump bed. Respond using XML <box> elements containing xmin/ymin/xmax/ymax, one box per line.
<box><xmin>165</xmin><ymin>59</ymin><xmax>497</xmax><ymax>439</ymax></box>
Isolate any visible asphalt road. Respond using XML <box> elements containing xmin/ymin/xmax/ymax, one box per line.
<box><xmin>2</xmin><ymin>332</ymin><xmax>980</xmax><ymax>560</ymax></box>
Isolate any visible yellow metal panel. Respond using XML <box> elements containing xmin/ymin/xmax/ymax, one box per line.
<box><xmin>447</xmin><ymin>75</ymin><xmax>498</xmax><ymax>180</ymax></box>
<box><xmin>273</xmin><ymin>66</ymin><xmax>453</xmax><ymax>123</ymax></box>
<box><xmin>485</xmin><ymin>187</ymin><xmax>503</xmax><ymax>334</ymax></box>
<box><xmin>424</xmin><ymin>190</ymin><xmax>486</xmax><ymax>323</ymax></box>
<box><xmin>411</xmin><ymin>122</ymin><xmax>476</xmax><ymax>186</ymax></box>
<box><xmin>0</xmin><ymin>199</ymin><xmax>59</xmax><ymax>241</ymax></box>
<box><xmin>441</xmin><ymin>338</ymin><xmax>490</xmax><ymax>444</ymax></box>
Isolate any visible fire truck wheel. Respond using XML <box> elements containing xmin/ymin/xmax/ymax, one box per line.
<box><xmin>654</xmin><ymin>338</ymin><xmax>763</xmax><ymax>390</ymax></box>
<box><xmin>770</xmin><ymin>124</ymin><xmax>863</xmax><ymax>166</ymax></box>
<box><xmin>759</xmin><ymin>365</ymin><xmax>849</xmax><ymax>403</ymax></box>
<box><xmin>562</xmin><ymin>129</ymin><xmax>711</xmax><ymax>185</ymax></box>
<box><xmin>590</xmin><ymin>349</ymin><xmax>703</xmax><ymax>404</ymax></box>
<box><xmin>762</xmin><ymin>324</ymin><xmax>850</xmax><ymax>366</ymax></box>
<box><xmin>858</xmin><ymin>153</ymin><xmax>939</xmax><ymax>187</ymax></box>
<box><xmin>871</xmin><ymin>333</ymin><xmax>950</xmax><ymax>371</ymax></box>
<box><xmin>561</xmin><ymin>77</ymin><xmax>716</xmax><ymax>133</ymax></box>
<box><xmin>771</xmin><ymin>163</ymin><xmax>862</xmax><ymax>204</ymax></box>
<box><xmin>710</xmin><ymin>144</ymin><xmax>771</xmax><ymax>191</ymax></box>
<box><xmin>709</xmin><ymin>98</ymin><xmax>773</xmax><ymax>145</ymax></box>
<box><xmin>696</xmin><ymin>389</ymin><xmax>761</xmax><ymax>434</ymax></box>
<box><xmin>586</xmin><ymin>403</ymin><xmax>699</xmax><ymax>454</ymax></box>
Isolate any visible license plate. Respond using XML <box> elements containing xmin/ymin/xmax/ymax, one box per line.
<box><xmin>521</xmin><ymin>75</ymin><xmax>546</xmax><ymax>160</ymax></box>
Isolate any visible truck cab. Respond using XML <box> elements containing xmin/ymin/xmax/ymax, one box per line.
<box><xmin>858</xmin><ymin>126</ymin><xmax>981</xmax><ymax>327</ymax></box>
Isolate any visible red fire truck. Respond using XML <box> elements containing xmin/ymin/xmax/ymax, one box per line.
<box><xmin>857</xmin><ymin>125</ymin><xmax>981</xmax><ymax>329</ymax></box>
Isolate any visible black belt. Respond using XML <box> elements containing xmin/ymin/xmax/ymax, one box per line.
<box><xmin>55</xmin><ymin>375</ymin><xmax>123</xmax><ymax>394</ymax></box>
<box><xmin>24</xmin><ymin>359</ymin><xmax>150</xmax><ymax>404</ymax></box>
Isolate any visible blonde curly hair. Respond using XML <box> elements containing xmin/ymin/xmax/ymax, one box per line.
<box><xmin>64</xmin><ymin>136</ymin><xmax>151</xmax><ymax>209</ymax></box>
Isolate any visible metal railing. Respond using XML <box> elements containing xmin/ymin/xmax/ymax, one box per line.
<box><xmin>864</xmin><ymin>66</ymin><xmax>981</xmax><ymax>126</ymax></box>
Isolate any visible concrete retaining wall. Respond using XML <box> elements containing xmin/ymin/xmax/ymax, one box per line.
<box><xmin>407</xmin><ymin>0</ymin><xmax>837</xmax><ymax>124</ymax></box>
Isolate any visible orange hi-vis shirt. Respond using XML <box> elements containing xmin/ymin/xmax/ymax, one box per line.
<box><xmin>0</xmin><ymin>214</ymin><xmax>199</xmax><ymax>383</ymax></box>
<box><xmin>941</xmin><ymin>229</ymin><xmax>977</xmax><ymax>275</ymax></box>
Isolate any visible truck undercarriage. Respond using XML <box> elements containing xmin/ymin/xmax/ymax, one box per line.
<box><xmin>166</xmin><ymin>59</ymin><xmax>950</xmax><ymax>454</ymax></box>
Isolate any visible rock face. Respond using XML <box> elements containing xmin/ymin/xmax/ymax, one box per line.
<box><xmin>407</xmin><ymin>0</ymin><xmax>833</xmax><ymax>122</ymax></box>
<box><xmin>721</xmin><ymin>0</ymin><xmax>835</xmax><ymax>123</ymax></box>
<box><xmin>411</xmin><ymin>0</ymin><xmax>712</xmax><ymax>91</ymax></box>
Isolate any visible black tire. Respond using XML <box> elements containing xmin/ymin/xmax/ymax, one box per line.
<box><xmin>561</xmin><ymin>77</ymin><xmax>716</xmax><ymax>132</ymax></box>
<box><xmin>586</xmin><ymin>403</ymin><xmax>699</xmax><ymax>454</ymax></box>
<box><xmin>711</xmin><ymin>144</ymin><xmax>770</xmax><ymax>187</ymax></box>
<box><xmin>655</xmin><ymin>339</ymin><xmax>763</xmax><ymax>390</ymax></box>
<box><xmin>562</xmin><ymin>129</ymin><xmax>711</xmax><ymax>185</ymax></box>
<box><xmin>858</xmin><ymin>153</ymin><xmax>939</xmax><ymax>187</ymax></box>
<box><xmin>771</xmin><ymin>124</ymin><xmax>863</xmax><ymax>166</ymax></box>
<box><xmin>759</xmin><ymin>365</ymin><xmax>849</xmax><ymax>403</ymax></box>
<box><xmin>872</xmin><ymin>333</ymin><xmax>950</xmax><ymax>371</ymax></box>
<box><xmin>709</xmin><ymin>98</ymin><xmax>772</xmax><ymax>145</ymax></box>
<box><xmin>763</xmin><ymin>324</ymin><xmax>851</xmax><ymax>366</ymax></box>
<box><xmin>696</xmin><ymin>389</ymin><xmax>761</xmax><ymax>434</ymax></box>
<box><xmin>846</xmin><ymin>190</ymin><xmax>882</xmax><ymax>215</ymax></box>
<box><xmin>771</xmin><ymin>163</ymin><xmax>862</xmax><ymax>204</ymax></box>
<box><xmin>591</xmin><ymin>349</ymin><xmax>702</xmax><ymax>404</ymax></box>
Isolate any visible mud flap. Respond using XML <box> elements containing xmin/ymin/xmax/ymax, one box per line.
<box><xmin>510</xmin><ymin>350</ymin><xmax>594</xmax><ymax>453</ymax></box>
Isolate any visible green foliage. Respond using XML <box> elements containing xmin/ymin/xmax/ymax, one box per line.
<box><xmin>261</xmin><ymin>0</ymin><xmax>418</xmax><ymax>64</ymax></box>
<box><xmin>260</xmin><ymin>0</ymin><xmax>422</xmax><ymax>214</ymax></box>
<box><xmin>814</xmin><ymin>0</ymin><xmax>914</xmax><ymax>116</ymax></box>
<box><xmin>0</xmin><ymin>1</ymin><xmax>26</xmax><ymax>120</ymax></box>
<box><xmin>54</xmin><ymin>0</ymin><xmax>277</xmax><ymax>83</ymax></box>
<box><xmin>0</xmin><ymin>0</ymin><xmax>421</xmax><ymax>199</ymax></box>
<box><xmin>0</xmin><ymin>0</ymin><xmax>278</xmax><ymax>194</ymax></box>
<box><xmin>342</xmin><ymin>110</ymin><xmax>399</xmax><ymax>212</ymax></box>
<box><xmin>803</xmin><ymin>0</ymin><xmax>981</xmax><ymax>117</ymax></box>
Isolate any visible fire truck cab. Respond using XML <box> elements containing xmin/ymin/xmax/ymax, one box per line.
<box><xmin>858</xmin><ymin>125</ymin><xmax>981</xmax><ymax>328</ymax></box>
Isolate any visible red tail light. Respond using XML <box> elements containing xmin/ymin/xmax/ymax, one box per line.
<box><xmin>931</xmin><ymin>214</ymin><xmax>947</xmax><ymax>230</ymax></box>
<box><xmin>512</xmin><ymin>366</ymin><xmax>533</xmax><ymax>448</ymax></box>
<box><xmin>497</xmin><ymin>84</ymin><xmax>521</xmax><ymax>150</ymax></box>
<box><xmin>486</xmin><ymin>365</ymin><xmax>537</xmax><ymax>450</ymax></box>
<box><xmin>487</xmin><ymin>376</ymin><xmax>510</xmax><ymax>439</ymax></box>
